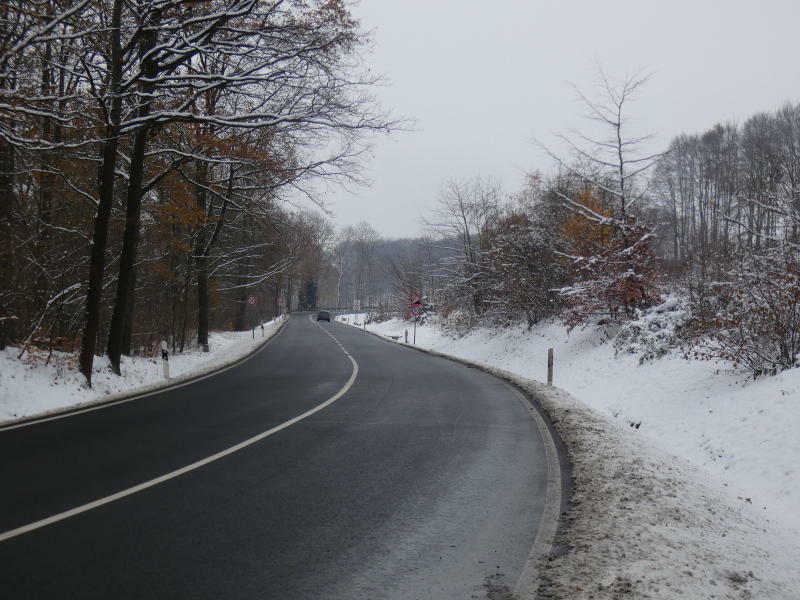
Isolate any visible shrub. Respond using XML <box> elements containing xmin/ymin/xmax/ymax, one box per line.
<box><xmin>614</xmin><ymin>295</ymin><xmax>690</xmax><ymax>362</ymax></box>
<box><xmin>689</xmin><ymin>248</ymin><xmax>800</xmax><ymax>376</ymax></box>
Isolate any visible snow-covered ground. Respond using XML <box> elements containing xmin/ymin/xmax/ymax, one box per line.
<box><xmin>0</xmin><ymin>316</ymin><xmax>285</xmax><ymax>424</ymax></box>
<box><xmin>342</xmin><ymin>312</ymin><xmax>800</xmax><ymax>598</ymax></box>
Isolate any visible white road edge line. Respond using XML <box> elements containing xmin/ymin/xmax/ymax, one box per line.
<box><xmin>510</xmin><ymin>384</ymin><xmax>563</xmax><ymax>598</ymax></box>
<box><xmin>0</xmin><ymin>319</ymin><xmax>289</xmax><ymax>432</ymax></box>
<box><xmin>0</xmin><ymin>323</ymin><xmax>358</xmax><ymax>543</ymax></box>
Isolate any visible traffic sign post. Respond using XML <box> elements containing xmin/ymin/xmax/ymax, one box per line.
<box><xmin>407</xmin><ymin>293</ymin><xmax>425</xmax><ymax>344</ymax></box>
<box><xmin>245</xmin><ymin>294</ymin><xmax>264</xmax><ymax>335</ymax></box>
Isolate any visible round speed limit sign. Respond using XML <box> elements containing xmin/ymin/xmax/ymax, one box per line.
<box><xmin>246</xmin><ymin>295</ymin><xmax>257</xmax><ymax>306</ymax></box>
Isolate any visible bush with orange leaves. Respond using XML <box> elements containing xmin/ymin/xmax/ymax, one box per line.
<box><xmin>559</xmin><ymin>214</ymin><xmax>662</xmax><ymax>330</ymax></box>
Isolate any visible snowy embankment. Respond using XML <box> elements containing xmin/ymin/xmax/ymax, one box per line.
<box><xmin>342</xmin><ymin>313</ymin><xmax>800</xmax><ymax>598</ymax></box>
<box><xmin>0</xmin><ymin>316</ymin><xmax>285</xmax><ymax>424</ymax></box>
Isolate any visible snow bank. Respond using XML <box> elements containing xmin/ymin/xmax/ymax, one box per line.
<box><xmin>512</xmin><ymin>376</ymin><xmax>800</xmax><ymax>599</ymax></box>
<box><xmin>0</xmin><ymin>317</ymin><xmax>286</xmax><ymax>424</ymax></box>
<box><xmin>343</xmin><ymin>314</ymin><xmax>800</xmax><ymax>598</ymax></box>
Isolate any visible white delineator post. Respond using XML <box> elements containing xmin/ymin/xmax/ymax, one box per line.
<box><xmin>161</xmin><ymin>340</ymin><xmax>170</xmax><ymax>379</ymax></box>
<box><xmin>547</xmin><ymin>347</ymin><xmax>553</xmax><ymax>386</ymax></box>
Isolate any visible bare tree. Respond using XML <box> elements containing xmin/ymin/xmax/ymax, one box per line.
<box><xmin>332</xmin><ymin>226</ymin><xmax>355</xmax><ymax>308</ymax></box>
<box><xmin>423</xmin><ymin>177</ymin><xmax>500</xmax><ymax>315</ymax></box>
<box><xmin>0</xmin><ymin>0</ymin><xmax>401</xmax><ymax>384</ymax></box>
<box><xmin>539</xmin><ymin>68</ymin><xmax>662</xmax><ymax>218</ymax></box>
<box><xmin>537</xmin><ymin>69</ymin><xmax>663</xmax><ymax>324</ymax></box>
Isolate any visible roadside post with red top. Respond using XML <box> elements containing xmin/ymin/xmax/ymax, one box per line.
<box><xmin>408</xmin><ymin>293</ymin><xmax>424</xmax><ymax>344</ymax></box>
<box><xmin>246</xmin><ymin>295</ymin><xmax>264</xmax><ymax>337</ymax></box>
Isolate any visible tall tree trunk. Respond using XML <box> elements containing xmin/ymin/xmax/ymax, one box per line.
<box><xmin>235</xmin><ymin>293</ymin><xmax>247</xmax><ymax>331</ymax></box>
<box><xmin>38</xmin><ymin>42</ymin><xmax>54</xmax><ymax>237</ymax></box>
<box><xmin>179</xmin><ymin>268</ymin><xmax>191</xmax><ymax>353</ymax></box>
<box><xmin>106</xmin><ymin>123</ymin><xmax>150</xmax><ymax>373</ymax></box>
<box><xmin>0</xmin><ymin>139</ymin><xmax>12</xmax><ymax>226</ymax></box>
<box><xmin>121</xmin><ymin>266</ymin><xmax>136</xmax><ymax>356</ymax></box>
<box><xmin>195</xmin><ymin>163</ymin><xmax>232</xmax><ymax>345</ymax></box>
<box><xmin>0</xmin><ymin>5</ymin><xmax>15</xmax><ymax>356</ymax></box>
<box><xmin>194</xmin><ymin>160</ymin><xmax>210</xmax><ymax>352</ymax></box>
<box><xmin>106</xmin><ymin>7</ymin><xmax>160</xmax><ymax>373</ymax></box>
<box><xmin>196</xmin><ymin>254</ymin><xmax>210</xmax><ymax>351</ymax></box>
<box><xmin>78</xmin><ymin>0</ymin><xmax>123</xmax><ymax>385</ymax></box>
<box><xmin>234</xmin><ymin>257</ymin><xmax>247</xmax><ymax>330</ymax></box>
<box><xmin>0</xmin><ymin>137</ymin><xmax>14</xmax><ymax>350</ymax></box>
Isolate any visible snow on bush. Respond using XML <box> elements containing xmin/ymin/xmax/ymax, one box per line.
<box><xmin>690</xmin><ymin>249</ymin><xmax>800</xmax><ymax>376</ymax></box>
<box><xmin>613</xmin><ymin>294</ymin><xmax>691</xmax><ymax>362</ymax></box>
<box><xmin>438</xmin><ymin>308</ymin><xmax>481</xmax><ymax>337</ymax></box>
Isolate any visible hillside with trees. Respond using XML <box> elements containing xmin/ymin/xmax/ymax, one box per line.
<box><xmin>380</xmin><ymin>75</ymin><xmax>800</xmax><ymax>377</ymax></box>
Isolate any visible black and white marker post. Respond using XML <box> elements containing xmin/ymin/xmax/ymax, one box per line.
<box><xmin>161</xmin><ymin>340</ymin><xmax>169</xmax><ymax>379</ymax></box>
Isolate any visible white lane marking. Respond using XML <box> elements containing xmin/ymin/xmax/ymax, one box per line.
<box><xmin>510</xmin><ymin>384</ymin><xmax>563</xmax><ymax>598</ymax></box>
<box><xmin>0</xmin><ymin>325</ymin><xmax>358</xmax><ymax>543</ymax></box>
<box><xmin>310</xmin><ymin>312</ymin><xmax>352</xmax><ymax>355</ymax></box>
<box><xmin>0</xmin><ymin>320</ymin><xmax>288</xmax><ymax>432</ymax></box>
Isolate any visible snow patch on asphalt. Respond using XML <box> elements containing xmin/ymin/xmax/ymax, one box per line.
<box><xmin>0</xmin><ymin>317</ymin><xmax>285</xmax><ymax>424</ymax></box>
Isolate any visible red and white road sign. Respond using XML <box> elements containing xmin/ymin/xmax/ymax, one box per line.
<box><xmin>246</xmin><ymin>295</ymin><xmax>257</xmax><ymax>306</ymax></box>
<box><xmin>410</xmin><ymin>293</ymin><xmax>422</xmax><ymax>306</ymax></box>
<box><xmin>410</xmin><ymin>305</ymin><xmax>423</xmax><ymax>316</ymax></box>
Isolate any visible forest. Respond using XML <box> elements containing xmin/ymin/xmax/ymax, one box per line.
<box><xmin>0</xmin><ymin>0</ymin><xmax>394</xmax><ymax>384</ymax></box>
<box><xmin>2</xmin><ymin>2</ymin><xmax>799</xmax><ymax>383</ymax></box>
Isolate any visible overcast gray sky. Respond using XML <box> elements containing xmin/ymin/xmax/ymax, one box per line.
<box><xmin>320</xmin><ymin>0</ymin><xmax>800</xmax><ymax>238</ymax></box>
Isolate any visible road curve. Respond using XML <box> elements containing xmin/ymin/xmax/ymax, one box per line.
<box><xmin>0</xmin><ymin>314</ymin><xmax>560</xmax><ymax>599</ymax></box>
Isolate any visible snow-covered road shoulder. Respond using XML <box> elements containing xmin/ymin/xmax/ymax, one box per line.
<box><xmin>503</xmin><ymin>374</ymin><xmax>798</xmax><ymax>599</ymax></box>
<box><xmin>0</xmin><ymin>316</ymin><xmax>286</xmax><ymax>426</ymax></box>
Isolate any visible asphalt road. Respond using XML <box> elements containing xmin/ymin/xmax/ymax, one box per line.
<box><xmin>0</xmin><ymin>314</ymin><xmax>560</xmax><ymax>599</ymax></box>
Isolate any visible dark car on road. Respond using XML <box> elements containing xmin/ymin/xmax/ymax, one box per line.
<box><xmin>317</xmin><ymin>310</ymin><xmax>331</xmax><ymax>322</ymax></box>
